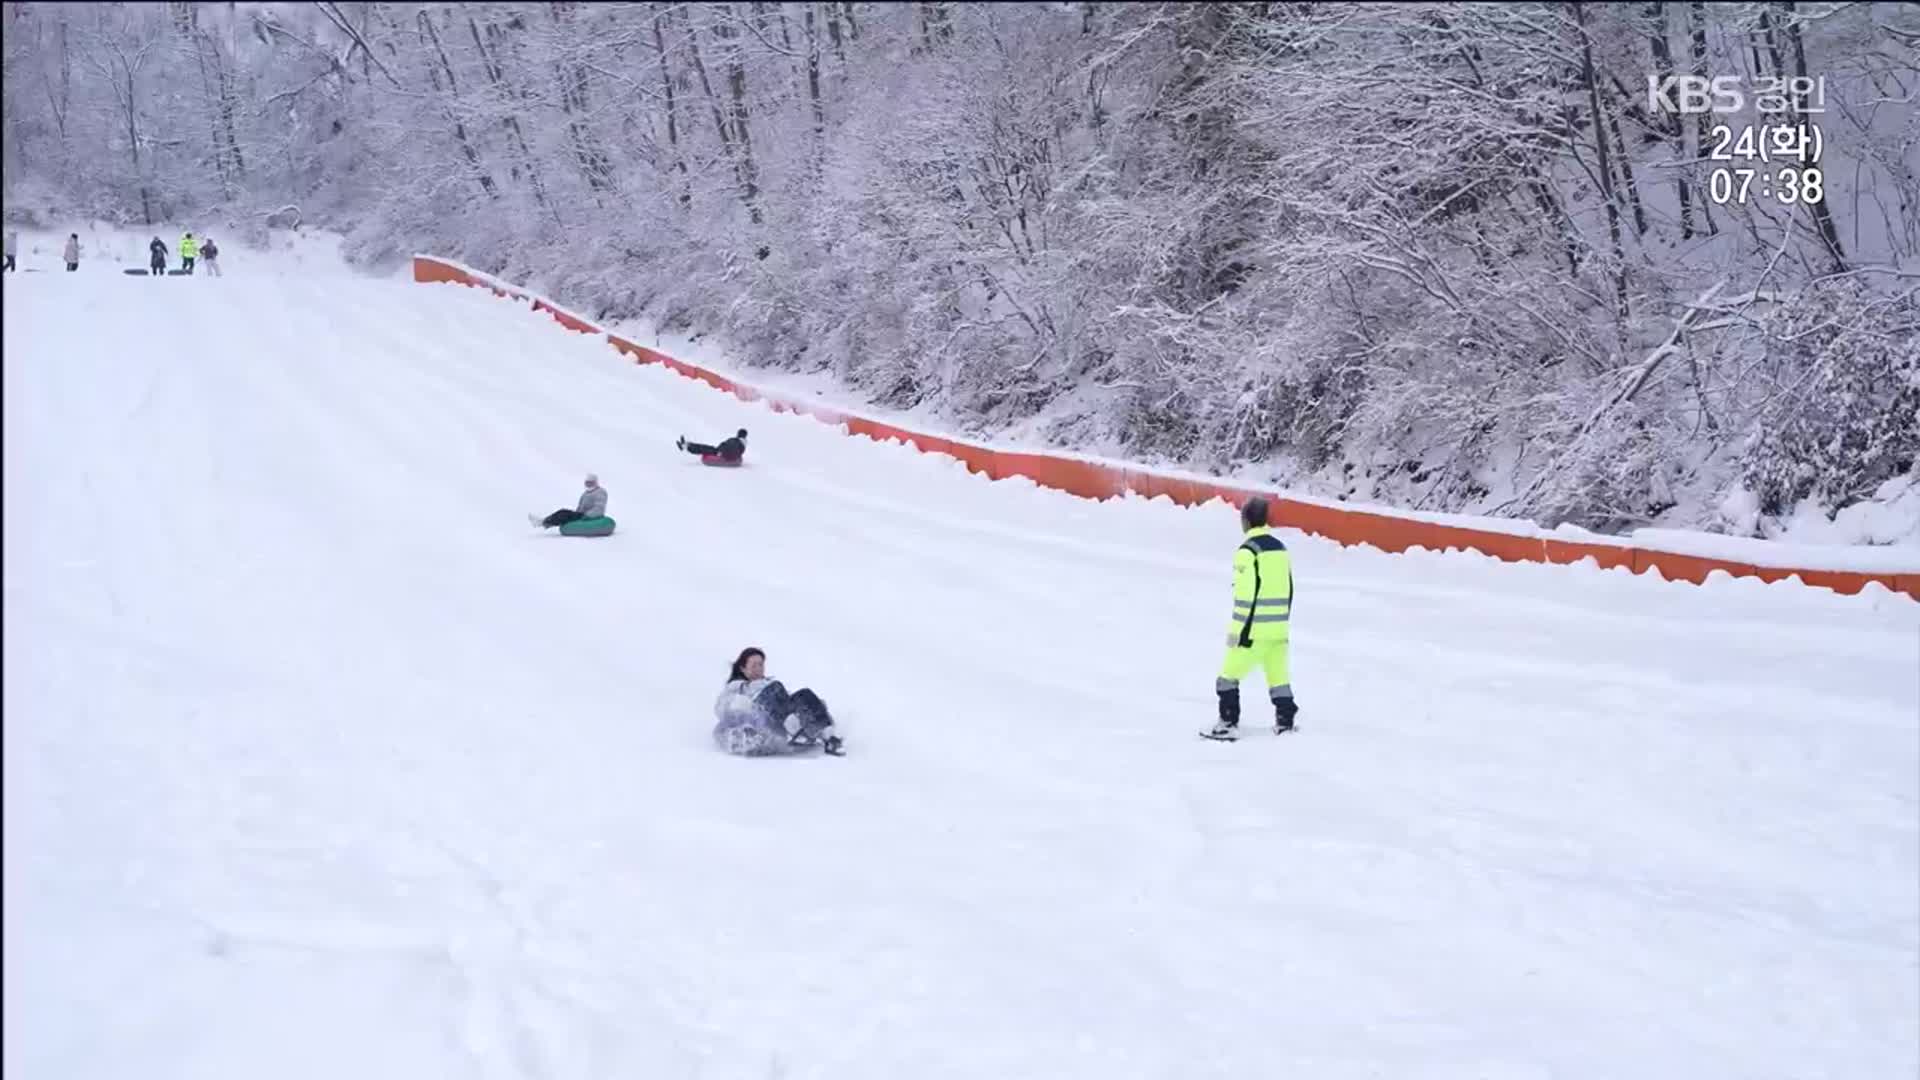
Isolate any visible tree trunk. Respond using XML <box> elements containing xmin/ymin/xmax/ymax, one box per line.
<box><xmin>803</xmin><ymin>3</ymin><xmax>825</xmax><ymax>142</ymax></box>
<box><xmin>713</xmin><ymin>8</ymin><xmax>763</xmax><ymax>228</ymax></box>
<box><xmin>123</xmin><ymin>69</ymin><xmax>151</xmax><ymax>224</ymax></box>
<box><xmin>1645</xmin><ymin>2</ymin><xmax>1693</xmax><ymax>238</ymax></box>
<box><xmin>191</xmin><ymin>36</ymin><xmax>232</xmax><ymax>195</ymax></box>
<box><xmin>550</xmin><ymin>2</ymin><xmax>613</xmax><ymax>193</ymax></box>
<box><xmin>465</xmin><ymin>14</ymin><xmax>554</xmax><ymax>216</ymax></box>
<box><xmin>686</xmin><ymin>6</ymin><xmax>762</xmax><ymax>229</ymax></box>
<box><xmin>1687</xmin><ymin>0</ymin><xmax>1718</xmax><ymax>236</ymax></box>
<box><xmin>418</xmin><ymin>10</ymin><xmax>499</xmax><ymax>199</ymax></box>
<box><xmin>1573</xmin><ymin>1</ymin><xmax>1629</xmax><ymax>324</ymax></box>
<box><xmin>216</xmin><ymin>46</ymin><xmax>244</xmax><ymax>178</ymax></box>
<box><xmin>1605</xmin><ymin>92</ymin><xmax>1647</xmax><ymax>235</ymax></box>
<box><xmin>1780</xmin><ymin>0</ymin><xmax>1847</xmax><ymax>273</ymax></box>
<box><xmin>825</xmin><ymin>2</ymin><xmax>846</xmax><ymax>67</ymax></box>
<box><xmin>652</xmin><ymin>2</ymin><xmax>691</xmax><ymax>210</ymax></box>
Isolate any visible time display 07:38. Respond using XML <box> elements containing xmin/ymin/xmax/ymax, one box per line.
<box><xmin>1708</xmin><ymin>123</ymin><xmax>1824</xmax><ymax>205</ymax></box>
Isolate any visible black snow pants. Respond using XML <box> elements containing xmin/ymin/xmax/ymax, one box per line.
<box><xmin>760</xmin><ymin>681</ymin><xmax>833</xmax><ymax>737</ymax></box>
<box><xmin>541</xmin><ymin>509</ymin><xmax>586</xmax><ymax>528</ymax></box>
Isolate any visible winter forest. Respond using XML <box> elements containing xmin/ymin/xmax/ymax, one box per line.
<box><xmin>4</xmin><ymin>1</ymin><xmax>1916</xmax><ymax>537</ymax></box>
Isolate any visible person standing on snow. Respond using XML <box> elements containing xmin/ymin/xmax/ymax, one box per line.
<box><xmin>178</xmin><ymin>231</ymin><xmax>198</xmax><ymax>274</ymax></box>
<box><xmin>713</xmin><ymin>647</ymin><xmax>844</xmax><ymax>756</ymax></box>
<box><xmin>3</xmin><ymin>231</ymin><xmax>17</xmax><ymax>272</ymax></box>
<box><xmin>1204</xmin><ymin>496</ymin><xmax>1300</xmax><ymax>740</ymax></box>
<box><xmin>529</xmin><ymin>473</ymin><xmax>607</xmax><ymax>529</ymax></box>
<box><xmin>200</xmin><ymin>236</ymin><xmax>221</xmax><ymax>277</ymax></box>
<box><xmin>62</xmin><ymin>233</ymin><xmax>80</xmax><ymax>272</ymax></box>
<box><xmin>676</xmin><ymin>428</ymin><xmax>747</xmax><ymax>462</ymax></box>
<box><xmin>148</xmin><ymin>237</ymin><xmax>168</xmax><ymax>276</ymax></box>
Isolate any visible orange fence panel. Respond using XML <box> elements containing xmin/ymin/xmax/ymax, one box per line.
<box><xmin>1541</xmin><ymin>539</ymin><xmax>1637</xmax><ymax>572</ymax></box>
<box><xmin>1632</xmin><ymin>549</ymin><xmax>1748</xmax><ymax>587</ymax></box>
<box><xmin>413</xmin><ymin>258</ymin><xmax>472</xmax><ymax>286</ymax></box>
<box><xmin>1123</xmin><ymin>471</ymin><xmax>1217</xmax><ymax>508</ymax></box>
<box><xmin>530</xmin><ymin>299</ymin><xmax>602</xmax><ymax>336</ymax></box>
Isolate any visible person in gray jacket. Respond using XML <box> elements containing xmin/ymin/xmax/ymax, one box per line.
<box><xmin>63</xmin><ymin>233</ymin><xmax>80</xmax><ymax>271</ymax></box>
<box><xmin>529</xmin><ymin>473</ymin><xmax>607</xmax><ymax>528</ymax></box>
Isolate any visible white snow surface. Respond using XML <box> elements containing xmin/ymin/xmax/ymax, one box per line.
<box><xmin>6</xmin><ymin>239</ymin><xmax>1919</xmax><ymax>1079</ymax></box>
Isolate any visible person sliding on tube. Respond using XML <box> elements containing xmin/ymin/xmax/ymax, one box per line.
<box><xmin>677</xmin><ymin>428</ymin><xmax>747</xmax><ymax>463</ymax></box>
<box><xmin>529</xmin><ymin>473</ymin><xmax>607</xmax><ymax>529</ymax></box>
<box><xmin>713</xmin><ymin>647</ymin><xmax>844</xmax><ymax>757</ymax></box>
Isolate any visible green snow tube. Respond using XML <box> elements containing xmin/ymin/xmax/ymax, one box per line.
<box><xmin>559</xmin><ymin>515</ymin><xmax>616</xmax><ymax>537</ymax></box>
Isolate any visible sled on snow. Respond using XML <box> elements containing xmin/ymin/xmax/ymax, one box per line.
<box><xmin>699</xmin><ymin>454</ymin><xmax>744</xmax><ymax>467</ymax></box>
<box><xmin>558</xmin><ymin>515</ymin><xmax>616</xmax><ymax>537</ymax></box>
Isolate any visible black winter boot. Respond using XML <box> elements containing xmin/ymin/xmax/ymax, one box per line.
<box><xmin>1273</xmin><ymin>696</ymin><xmax>1298</xmax><ymax>734</ymax></box>
<box><xmin>1207</xmin><ymin>687</ymin><xmax>1241</xmax><ymax>739</ymax></box>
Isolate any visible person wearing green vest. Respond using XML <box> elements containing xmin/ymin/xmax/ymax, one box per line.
<box><xmin>1204</xmin><ymin>495</ymin><xmax>1298</xmax><ymax>740</ymax></box>
<box><xmin>179</xmin><ymin>232</ymin><xmax>199</xmax><ymax>274</ymax></box>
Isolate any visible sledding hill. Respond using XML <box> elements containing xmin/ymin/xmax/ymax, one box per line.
<box><xmin>4</xmin><ymin>235</ymin><xmax>1916</xmax><ymax>1079</ymax></box>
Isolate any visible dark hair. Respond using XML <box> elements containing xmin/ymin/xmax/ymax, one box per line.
<box><xmin>728</xmin><ymin>646</ymin><xmax>765</xmax><ymax>682</ymax></box>
<box><xmin>736</xmin><ymin>428</ymin><xmax>748</xmax><ymax>439</ymax></box>
<box><xmin>1240</xmin><ymin>496</ymin><xmax>1270</xmax><ymax>530</ymax></box>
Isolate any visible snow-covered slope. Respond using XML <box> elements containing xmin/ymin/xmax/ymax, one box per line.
<box><xmin>5</xmin><ymin>238</ymin><xmax>1917</xmax><ymax>1079</ymax></box>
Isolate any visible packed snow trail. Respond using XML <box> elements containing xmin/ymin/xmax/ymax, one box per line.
<box><xmin>5</xmin><ymin>244</ymin><xmax>1917</xmax><ymax>1079</ymax></box>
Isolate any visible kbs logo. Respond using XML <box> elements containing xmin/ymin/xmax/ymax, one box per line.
<box><xmin>1648</xmin><ymin>75</ymin><xmax>1827</xmax><ymax>116</ymax></box>
<box><xmin>1647</xmin><ymin>75</ymin><xmax>1745</xmax><ymax>115</ymax></box>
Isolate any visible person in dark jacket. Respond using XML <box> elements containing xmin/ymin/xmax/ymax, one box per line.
<box><xmin>677</xmin><ymin>428</ymin><xmax>747</xmax><ymax>462</ymax></box>
<box><xmin>201</xmin><ymin>236</ymin><xmax>222</xmax><ymax>277</ymax></box>
<box><xmin>529</xmin><ymin>473</ymin><xmax>608</xmax><ymax>528</ymax></box>
<box><xmin>148</xmin><ymin>237</ymin><xmax>167</xmax><ymax>276</ymax></box>
<box><xmin>712</xmin><ymin>647</ymin><xmax>844</xmax><ymax>756</ymax></box>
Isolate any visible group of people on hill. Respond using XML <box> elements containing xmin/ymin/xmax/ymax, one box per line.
<box><xmin>525</xmin><ymin>431</ymin><xmax>1303</xmax><ymax>756</ymax></box>
<box><xmin>530</xmin><ymin>427</ymin><xmax>846</xmax><ymax>757</ymax></box>
<box><xmin>0</xmin><ymin>230</ymin><xmax>221</xmax><ymax>275</ymax></box>
<box><xmin>148</xmin><ymin>232</ymin><xmax>220</xmax><ymax>276</ymax></box>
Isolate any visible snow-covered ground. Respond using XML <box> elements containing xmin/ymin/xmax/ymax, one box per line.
<box><xmin>5</xmin><ymin>234</ymin><xmax>1918</xmax><ymax>1079</ymax></box>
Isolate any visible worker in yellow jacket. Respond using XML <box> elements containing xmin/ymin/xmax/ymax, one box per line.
<box><xmin>1204</xmin><ymin>496</ymin><xmax>1298</xmax><ymax>740</ymax></box>
<box><xmin>179</xmin><ymin>232</ymin><xmax>199</xmax><ymax>274</ymax></box>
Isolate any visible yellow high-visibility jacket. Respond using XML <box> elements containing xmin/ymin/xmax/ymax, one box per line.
<box><xmin>1228</xmin><ymin>526</ymin><xmax>1293</xmax><ymax>646</ymax></box>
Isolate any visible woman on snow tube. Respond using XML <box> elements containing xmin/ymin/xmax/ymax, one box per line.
<box><xmin>713</xmin><ymin>647</ymin><xmax>844</xmax><ymax>756</ymax></box>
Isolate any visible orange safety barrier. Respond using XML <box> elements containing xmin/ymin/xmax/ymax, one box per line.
<box><xmin>414</xmin><ymin>256</ymin><xmax>1920</xmax><ymax>602</ymax></box>
<box><xmin>530</xmin><ymin>299</ymin><xmax>602</xmax><ymax>336</ymax></box>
